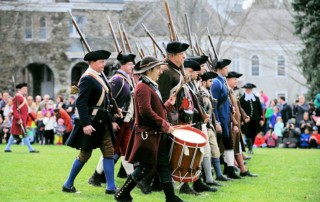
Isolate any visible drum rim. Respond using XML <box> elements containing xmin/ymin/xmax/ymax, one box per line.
<box><xmin>171</xmin><ymin>125</ymin><xmax>207</xmax><ymax>147</ymax></box>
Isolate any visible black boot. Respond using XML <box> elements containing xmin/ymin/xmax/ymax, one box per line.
<box><xmin>162</xmin><ymin>182</ymin><xmax>184</xmax><ymax>202</ymax></box>
<box><xmin>193</xmin><ymin>178</ymin><xmax>218</xmax><ymax>193</ymax></box>
<box><xmin>114</xmin><ymin>175</ymin><xmax>137</xmax><ymax>202</ymax></box>
<box><xmin>151</xmin><ymin>174</ymin><xmax>163</xmax><ymax>192</ymax></box>
<box><xmin>117</xmin><ymin>163</ymin><xmax>128</xmax><ymax>179</ymax></box>
<box><xmin>88</xmin><ymin>170</ymin><xmax>102</xmax><ymax>187</ymax></box>
<box><xmin>100</xmin><ymin>171</ymin><xmax>107</xmax><ymax>183</ymax></box>
<box><xmin>246</xmin><ymin>138</ymin><xmax>253</xmax><ymax>154</ymax></box>
<box><xmin>226</xmin><ymin>166</ymin><xmax>241</xmax><ymax>179</ymax></box>
<box><xmin>137</xmin><ymin>174</ymin><xmax>152</xmax><ymax>194</ymax></box>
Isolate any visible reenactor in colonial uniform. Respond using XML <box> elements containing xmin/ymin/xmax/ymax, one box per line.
<box><xmin>240</xmin><ymin>83</ymin><xmax>263</xmax><ymax>154</ymax></box>
<box><xmin>87</xmin><ymin>51</ymin><xmax>136</xmax><ymax>187</ymax></box>
<box><xmin>115</xmin><ymin>56</ymin><xmax>184</xmax><ymax>202</ymax></box>
<box><xmin>4</xmin><ymin>83</ymin><xmax>39</xmax><ymax>153</ymax></box>
<box><xmin>62</xmin><ymin>50</ymin><xmax>121</xmax><ymax>194</ymax></box>
<box><xmin>226</xmin><ymin>72</ymin><xmax>257</xmax><ymax>177</ymax></box>
<box><xmin>199</xmin><ymin>71</ymin><xmax>231</xmax><ymax>183</ymax></box>
<box><xmin>211</xmin><ymin>59</ymin><xmax>241</xmax><ymax>179</ymax></box>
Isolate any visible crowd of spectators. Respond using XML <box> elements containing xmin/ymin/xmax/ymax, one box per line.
<box><xmin>252</xmin><ymin>93</ymin><xmax>320</xmax><ymax>149</ymax></box>
<box><xmin>0</xmin><ymin>92</ymin><xmax>75</xmax><ymax>145</ymax></box>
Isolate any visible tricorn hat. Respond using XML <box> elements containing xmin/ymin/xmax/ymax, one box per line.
<box><xmin>133</xmin><ymin>60</ymin><xmax>141</xmax><ymax>74</ymax></box>
<box><xmin>213</xmin><ymin>59</ymin><xmax>231</xmax><ymax>70</ymax></box>
<box><xmin>184</xmin><ymin>58</ymin><xmax>201</xmax><ymax>71</ymax></box>
<box><xmin>242</xmin><ymin>83</ymin><xmax>256</xmax><ymax>89</ymax></box>
<box><xmin>166</xmin><ymin>41</ymin><xmax>189</xmax><ymax>54</ymax></box>
<box><xmin>226</xmin><ymin>71</ymin><xmax>243</xmax><ymax>79</ymax></box>
<box><xmin>200</xmin><ymin>71</ymin><xmax>218</xmax><ymax>81</ymax></box>
<box><xmin>117</xmin><ymin>51</ymin><xmax>136</xmax><ymax>65</ymax></box>
<box><xmin>84</xmin><ymin>50</ymin><xmax>111</xmax><ymax>61</ymax></box>
<box><xmin>16</xmin><ymin>82</ymin><xmax>28</xmax><ymax>89</ymax></box>
<box><xmin>188</xmin><ymin>55</ymin><xmax>208</xmax><ymax>65</ymax></box>
<box><xmin>134</xmin><ymin>56</ymin><xmax>167</xmax><ymax>74</ymax></box>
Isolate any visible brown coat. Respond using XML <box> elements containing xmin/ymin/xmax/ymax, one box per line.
<box><xmin>126</xmin><ymin>80</ymin><xmax>173</xmax><ymax>165</ymax></box>
<box><xmin>229</xmin><ymin>91</ymin><xmax>248</xmax><ymax>153</ymax></box>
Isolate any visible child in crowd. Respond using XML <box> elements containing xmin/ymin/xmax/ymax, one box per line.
<box><xmin>55</xmin><ymin>118</ymin><xmax>66</xmax><ymax>145</ymax></box>
<box><xmin>299</xmin><ymin>127</ymin><xmax>311</xmax><ymax>148</ymax></box>
<box><xmin>264</xmin><ymin>129</ymin><xmax>278</xmax><ymax>148</ymax></box>
<box><xmin>1</xmin><ymin>116</ymin><xmax>11</xmax><ymax>144</ymax></box>
<box><xmin>274</xmin><ymin>117</ymin><xmax>284</xmax><ymax>145</ymax></box>
<box><xmin>269</xmin><ymin>106</ymin><xmax>282</xmax><ymax>129</ymax></box>
<box><xmin>309</xmin><ymin>126</ymin><xmax>320</xmax><ymax>148</ymax></box>
<box><xmin>36</xmin><ymin>111</ymin><xmax>45</xmax><ymax>144</ymax></box>
<box><xmin>43</xmin><ymin>110</ymin><xmax>56</xmax><ymax>144</ymax></box>
<box><xmin>253</xmin><ymin>132</ymin><xmax>267</xmax><ymax>148</ymax></box>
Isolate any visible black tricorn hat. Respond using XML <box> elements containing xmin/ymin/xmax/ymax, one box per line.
<box><xmin>134</xmin><ymin>56</ymin><xmax>167</xmax><ymax>74</ymax></box>
<box><xmin>188</xmin><ymin>55</ymin><xmax>208</xmax><ymax>65</ymax></box>
<box><xmin>184</xmin><ymin>58</ymin><xmax>201</xmax><ymax>71</ymax></box>
<box><xmin>117</xmin><ymin>51</ymin><xmax>136</xmax><ymax>65</ymax></box>
<box><xmin>213</xmin><ymin>59</ymin><xmax>231</xmax><ymax>69</ymax></box>
<box><xmin>200</xmin><ymin>71</ymin><xmax>218</xmax><ymax>81</ymax></box>
<box><xmin>133</xmin><ymin>60</ymin><xmax>141</xmax><ymax>74</ymax></box>
<box><xmin>242</xmin><ymin>83</ymin><xmax>256</xmax><ymax>89</ymax></box>
<box><xmin>16</xmin><ymin>82</ymin><xmax>28</xmax><ymax>89</ymax></box>
<box><xmin>166</xmin><ymin>41</ymin><xmax>189</xmax><ymax>54</ymax></box>
<box><xmin>84</xmin><ymin>50</ymin><xmax>111</xmax><ymax>61</ymax></box>
<box><xmin>226</xmin><ymin>71</ymin><xmax>243</xmax><ymax>79</ymax></box>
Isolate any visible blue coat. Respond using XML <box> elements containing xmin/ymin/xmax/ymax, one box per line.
<box><xmin>211</xmin><ymin>75</ymin><xmax>230</xmax><ymax>137</ymax></box>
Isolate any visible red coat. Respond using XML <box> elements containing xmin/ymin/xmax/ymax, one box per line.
<box><xmin>11</xmin><ymin>93</ymin><xmax>28</xmax><ymax>135</ymax></box>
<box><xmin>56</xmin><ymin>108</ymin><xmax>73</xmax><ymax>133</ymax></box>
<box><xmin>126</xmin><ymin>81</ymin><xmax>173</xmax><ymax>165</ymax></box>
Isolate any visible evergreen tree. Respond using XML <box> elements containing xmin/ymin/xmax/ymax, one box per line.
<box><xmin>292</xmin><ymin>0</ymin><xmax>320</xmax><ymax>98</ymax></box>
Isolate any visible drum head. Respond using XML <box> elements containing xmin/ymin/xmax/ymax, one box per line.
<box><xmin>171</xmin><ymin>125</ymin><xmax>207</xmax><ymax>147</ymax></box>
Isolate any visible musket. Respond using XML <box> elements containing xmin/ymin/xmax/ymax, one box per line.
<box><xmin>11</xmin><ymin>76</ymin><xmax>27</xmax><ymax>137</ymax></box>
<box><xmin>108</xmin><ymin>16</ymin><xmax>121</xmax><ymax>53</ymax></box>
<box><xmin>141</xmin><ymin>23</ymin><xmax>166</xmax><ymax>58</ymax></box>
<box><xmin>134</xmin><ymin>39</ymin><xmax>144</xmax><ymax>58</ymax></box>
<box><xmin>153</xmin><ymin>42</ymin><xmax>158</xmax><ymax>58</ymax></box>
<box><xmin>121</xmin><ymin>24</ymin><xmax>133</xmax><ymax>53</ymax></box>
<box><xmin>185</xmin><ymin>14</ymin><xmax>194</xmax><ymax>56</ymax></box>
<box><xmin>164</xmin><ymin>0</ymin><xmax>177</xmax><ymax>41</ymax></box>
<box><xmin>207</xmin><ymin>27</ymin><xmax>219</xmax><ymax>60</ymax></box>
<box><xmin>68</xmin><ymin>10</ymin><xmax>91</xmax><ymax>52</ymax></box>
<box><xmin>118</xmin><ymin>21</ymin><xmax>127</xmax><ymax>53</ymax></box>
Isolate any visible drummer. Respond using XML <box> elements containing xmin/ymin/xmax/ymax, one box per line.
<box><xmin>114</xmin><ymin>56</ymin><xmax>184</xmax><ymax>202</ymax></box>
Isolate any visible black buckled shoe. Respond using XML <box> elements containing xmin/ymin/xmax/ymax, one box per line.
<box><xmin>30</xmin><ymin>150</ymin><xmax>39</xmax><ymax>153</ymax></box>
<box><xmin>226</xmin><ymin>167</ymin><xmax>242</xmax><ymax>180</ymax></box>
<box><xmin>206</xmin><ymin>181</ymin><xmax>223</xmax><ymax>187</ymax></box>
<box><xmin>62</xmin><ymin>185</ymin><xmax>78</xmax><ymax>193</ymax></box>
<box><xmin>193</xmin><ymin>179</ymin><xmax>218</xmax><ymax>193</ymax></box>
<box><xmin>240</xmin><ymin>170</ymin><xmax>258</xmax><ymax>177</ymax></box>
<box><xmin>88</xmin><ymin>171</ymin><xmax>102</xmax><ymax>187</ymax></box>
<box><xmin>4</xmin><ymin>150</ymin><xmax>12</xmax><ymax>152</ymax></box>
<box><xmin>179</xmin><ymin>183</ymin><xmax>199</xmax><ymax>196</ymax></box>
<box><xmin>216</xmin><ymin>175</ymin><xmax>232</xmax><ymax>181</ymax></box>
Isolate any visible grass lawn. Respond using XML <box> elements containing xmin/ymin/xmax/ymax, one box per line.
<box><xmin>0</xmin><ymin>144</ymin><xmax>319</xmax><ymax>202</ymax></box>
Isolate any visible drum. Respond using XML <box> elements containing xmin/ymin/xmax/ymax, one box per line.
<box><xmin>169</xmin><ymin>125</ymin><xmax>207</xmax><ymax>182</ymax></box>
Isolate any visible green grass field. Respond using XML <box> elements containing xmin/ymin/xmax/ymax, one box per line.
<box><xmin>0</xmin><ymin>144</ymin><xmax>319</xmax><ymax>202</ymax></box>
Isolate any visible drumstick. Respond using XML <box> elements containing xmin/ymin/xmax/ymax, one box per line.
<box><xmin>173</xmin><ymin>123</ymin><xmax>196</xmax><ymax>129</ymax></box>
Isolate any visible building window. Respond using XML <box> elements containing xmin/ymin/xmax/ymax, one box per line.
<box><xmin>24</xmin><ymin>18</ymin><xmax>33</xmax><ymax>40</ymax></box>
<box><xmin>232</xmin><ymin>52</ymin><xmax>240</xmax><ymax>72</ymax></box>
<box><xmin>251</xmin><ymin>55</ymin><xmax>260</xmax><ymax>76</ymax></box>
<box><xmin>69</xmin><ymin>16</ymin><xmax>85</xmax><ymax>37</ymax></box>
<box><xmin>277</xmin><ymin>55</ymin><xmax>285</xmax><ymax>76</ymax></box>
<box><xmin>39</xmin><ymin>17</ymin><xmax>47</xmax><ymax>40</ymax></box>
